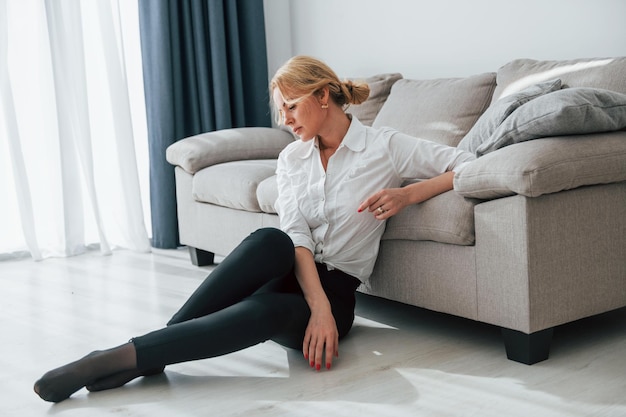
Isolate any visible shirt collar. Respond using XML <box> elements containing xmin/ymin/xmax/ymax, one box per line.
<box><xmin>341</xmin><ymin>115</ymin><xmax>367</xmax><ymax>153</ymax></box>
<box><xmin>297</xmin><ymin>115</ymin><xmax>366</xmax><ymax>159</ymax></box>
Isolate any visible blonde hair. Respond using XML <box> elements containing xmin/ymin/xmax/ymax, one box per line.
<box><xmin>270</xmin><ymin>56</ymin><xmax>370</xmax><ymax>123</ymax></box>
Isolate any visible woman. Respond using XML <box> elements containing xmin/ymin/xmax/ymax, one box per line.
<box><xmin>34</xmin><ymin>56</ymin><xmax>475</xmax><ymax>403</ymax></box>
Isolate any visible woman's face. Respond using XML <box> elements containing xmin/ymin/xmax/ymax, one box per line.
<box><xmin>272</xmin><ymin>88</ymin><xmax>325</xmax><ymax>141</ymax></box>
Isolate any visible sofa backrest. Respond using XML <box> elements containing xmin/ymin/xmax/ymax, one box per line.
<box><xmin>371</xmin><ymin>72</ymin><xmax>496</xmax><ymax>147</ymax></box>
<box><xmin>348</xmin><ymin>56</ymin><xmax>625</xmax><ymax>149</ymax></box>
<box><xmin>493</xmin><ymin>57</ymin><xmax>626</xmax><ymax>102</ymax></box>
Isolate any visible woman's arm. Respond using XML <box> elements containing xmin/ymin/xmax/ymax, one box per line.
<box><xmin>357</xmin><ymin>171</ymin><xmax>455</xmax><ymax>219</ymax></box>
<box><xmin>294</xmin><ymin>246</ymin><xmax>338</xmax><ymax>371</ymax></box>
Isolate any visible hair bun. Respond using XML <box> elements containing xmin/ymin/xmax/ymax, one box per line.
<box><xmin>342</xmin><ymin>80</ymin><xmax>370</xmax><ymax>105</ymax></box>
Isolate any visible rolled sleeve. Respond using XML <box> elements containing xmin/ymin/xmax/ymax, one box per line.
<box><xmin>275</xmin><ymin>154</ymin><xmax>316</xmax><ymax>253</ymax></box>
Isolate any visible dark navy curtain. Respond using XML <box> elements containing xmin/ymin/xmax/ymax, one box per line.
<box><xmin>138</xmin><ymin>0</ymin><xmax>271</xmax><ymax>248</ymax></box>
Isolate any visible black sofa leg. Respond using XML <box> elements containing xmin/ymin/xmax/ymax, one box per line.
<box><xmin>188</xmin><ymin>247</ymin><xmax>215</xmax><ymax>266</ymax></box>
<box><xmin>501</xmin><ymin>327</ymin><xmax>554</xmax><ymax>365</ymax></box>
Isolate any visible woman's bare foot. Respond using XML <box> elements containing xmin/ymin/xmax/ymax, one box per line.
<box><xmin>86</xmin><ymin>366</ymin><xmax>165</xmax><ymax>392</ymax></box>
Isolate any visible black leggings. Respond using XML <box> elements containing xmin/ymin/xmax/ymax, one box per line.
<box><xmin>132</xmin><ymin>228</ymin><xmax>361</xmax><ymax>371</ymax></box>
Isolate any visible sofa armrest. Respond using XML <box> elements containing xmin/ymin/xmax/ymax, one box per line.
<box><xmin>453</xmin><ymin>131</ymin><xmax>626</xmax><ymax>199</ymax></box>
<box><xmin>166</xmin><ymin>127</ymin><xmax>295</xmax><ymax>174</ymax></box>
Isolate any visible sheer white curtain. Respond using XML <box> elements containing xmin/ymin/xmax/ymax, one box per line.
<box><xmin>0</xmin><ymin>0</ymin><xmax>151</xmax><ymax>260</ymax></box>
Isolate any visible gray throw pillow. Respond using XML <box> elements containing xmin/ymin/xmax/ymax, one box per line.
<box><xmin>347</xmin><ymin>73</ymin><xmax>403</xmax><ymax>126</ymax></box>
<box><xmin>457</xmin><ymin>79</ymin><xmax>562</xmax><ymax>153</ymax></box>
<box><xmin>475</xmin><ymin>87</ymin><xmax>626</xmax><ymax>156</ymax></box>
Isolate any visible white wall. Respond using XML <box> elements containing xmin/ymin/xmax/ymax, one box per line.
<box><xmin>264</xmin><ymin>0</ymin><xmax>626</xmax><ymax>80</ymax></box>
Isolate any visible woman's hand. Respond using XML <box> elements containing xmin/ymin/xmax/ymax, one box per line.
<box><xmin>358</xmin><ymin>171</ymin><xmax>456</xmax><ymax>219</ymax></box>
<box><xmin>357</xmin><ymin>187</ymin><xmax>410</xmax><ymax>220</ymax></box>
<box><xmin>293</xmin><ymin>247</ymin><xmax>338</xmax><ymax>371</ymax></box>
<box><xmin>303</xmin><ymin>306</ymin><xmax>339</xmax><ymax>371</ymax></box>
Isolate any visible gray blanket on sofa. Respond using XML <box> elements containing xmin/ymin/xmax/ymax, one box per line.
<box><xmin>458</xmin><ymin>83</ymin><xmax>626</xmax><ymax>157</ymax></box>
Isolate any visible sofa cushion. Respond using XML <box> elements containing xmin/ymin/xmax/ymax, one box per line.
<box><xmin>474</xmin><ymin>88</ymin><xmax>626</xmax><ymax>156</ymax></box>
<box><xmin>251</xmin><ymin>176</ymin><xmax>477</xmax><ymax>246</ymax></box>
<box><xmin>257</xmin><ymin>175</ymin><xmax>278</xmax><ymax>214</ymax></box>
<box><xmin>457</xmin><ymin>79</ymin><xmax>562</xmax><ymax>154</ymax></box>
<box><xmin>347</xmin><ymin>73</ymin><xmax>403</xmax><ymax>126</ymax></box>
<box><xmin>192</xmin><ymin>160</ymin><xmax>277</xmax><ymax>212</ymax></box>
<box><xmin>382</xmin><ymin>189</ymin><xmax>477</xmax><ymax>245</ymax></box>
<box><xmin>167</xmin><ymin>127</ymin><xmax>294</xmax><ymax>174</ymax></box>
<box><xmin>372</xmin><ymin>72</ymin><xmax>496</xmax><ymax>147</ymax></box>
<box><xmin>493</xmin><ymin>56</ymin><xmax>626</xmax><ymax>102</ymax></box>
<box><xmin>454</xmin><ymin>132</ymin><xmax>626</xmax><ymax>200</ymax></box>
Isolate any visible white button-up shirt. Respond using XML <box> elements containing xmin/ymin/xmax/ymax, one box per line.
<box><xmin>275</xmin><ymin>116</ymin><xmax>475</xmax><ymax>281</ymax></box>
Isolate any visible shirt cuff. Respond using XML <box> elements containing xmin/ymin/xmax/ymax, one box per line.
<box><xmin>288</xmin><ymin>232</ymin><xmax>315</xmax><ymax>255</ymax></box>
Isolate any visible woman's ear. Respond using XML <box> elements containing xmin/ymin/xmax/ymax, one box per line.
<box><xmin>317</xmin><ymin>86</ymin><xmax>330</xmax><ymax>106</ymax></box>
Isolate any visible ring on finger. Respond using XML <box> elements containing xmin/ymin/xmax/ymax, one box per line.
<box><xmin>376</xmin><ymin>207</ymin><xmax>385</xmax><ymax>214</ymax></box>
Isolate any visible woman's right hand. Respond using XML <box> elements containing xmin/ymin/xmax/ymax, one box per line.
<box><xmin>293</xmin><ymin>246</ymin><xmax>338</xmax><ymax>371</ymax></box>
<box><xmin>303</xmin><ymin>305</ymin><xmax>339</xmax><ymax>371</ymax></box>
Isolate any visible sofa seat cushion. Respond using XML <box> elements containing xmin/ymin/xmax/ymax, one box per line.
<box><xmin>372</xmin><ymin>72</ymin><xmax>496</xmax><ymax>147</ymax></box>
<box><xmin>382</xmin><ymin>189</ymin><xmax>477</xmax><ymax>245</ymax></box>
<box><xmin>192</xmin><ymin>160</ymin><xmax>277</xmax><ymax>212</ymax></box>
<box><xmin>257</xmin><ymin>175</ymin><xmax>278</xmax><ymax>214</ymax></box>
<box><xmin>255</xmin><ymin>177</ymin><xmax>476</xmax><ymax>245</ymax></box>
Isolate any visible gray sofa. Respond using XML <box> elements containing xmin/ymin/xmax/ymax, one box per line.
<box><xmin>166</xmin><ymin>57</ymin><xmax>626</xmax><ymax>364</ymax></box>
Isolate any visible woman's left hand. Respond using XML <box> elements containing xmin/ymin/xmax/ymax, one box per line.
<box><xmin>358</xmin><ymin>188</ymin><xmax>409</xmax><ymax>220</ymax></box>
<box><xmin>358</xmin><ymin>172</ymin><xmax>456</xmax><ymax>219</ymax></box>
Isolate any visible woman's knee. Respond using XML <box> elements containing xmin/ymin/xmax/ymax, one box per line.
<box><xmin>247</xmin><ymin>228</ymin><xmax>294</xmax><ymax>262</ymax></box>
<box><xmin>250</xmin><ymin>228</ymin><xmax>291</xmax><ymax>246</ymax></box>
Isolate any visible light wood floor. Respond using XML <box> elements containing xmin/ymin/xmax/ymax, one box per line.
<box><xmin>2</xmin><ymin>248</ymin><xmax>625</xmax><ymax>417</ymax></box>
